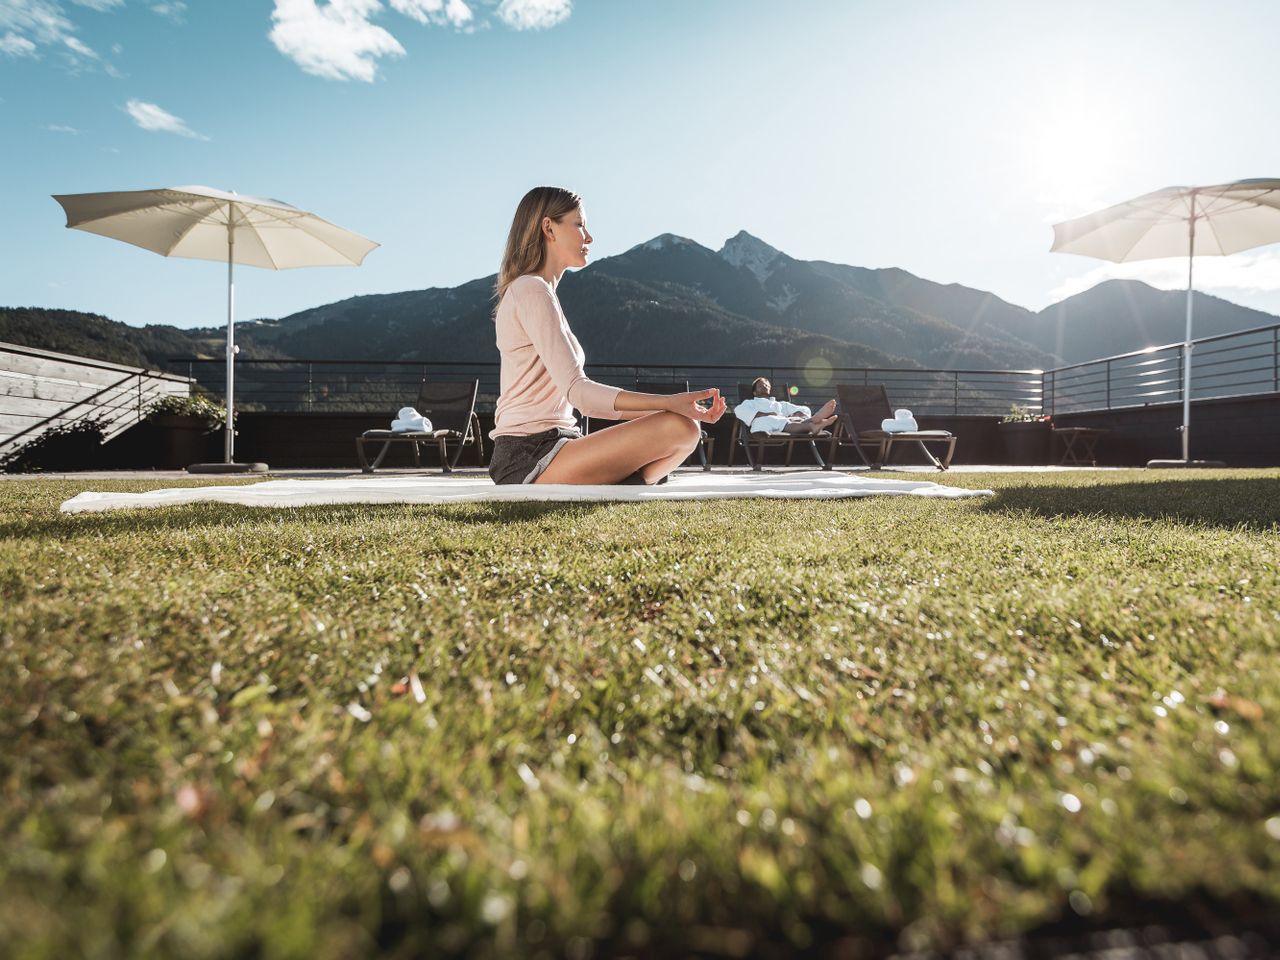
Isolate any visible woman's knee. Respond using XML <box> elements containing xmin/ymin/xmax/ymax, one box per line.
<box><xmin>677</xmin><ymin>416</ymin><xmax>701</xmax><ymax>448</ymax></box>
<box><xmin>654</xmin><ymin>411</ymin><xmax>700</xmax><ymax>448</ymax></box>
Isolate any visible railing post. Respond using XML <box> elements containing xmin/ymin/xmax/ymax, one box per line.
<box><xmin>1176</xmin><ymin>350</ymin><xmax>1183</xmax><ymax>411</ymax></box>
<box><xmin>953</xmin><ymin>372</ymin><xmax>959</xmax><ymax>416</ymax></box>
<box><xmin>307</xmin><ymin>362</ymin><xmax>313</xmax><ymax>412</ymax></box>
<box><xmin>1106</xmin><ymin>359</ymin><xmax>1112</xmax><ymax>410</ymax></box>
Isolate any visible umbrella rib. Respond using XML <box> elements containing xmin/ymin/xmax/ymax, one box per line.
<box><xmin>284</xmin><ymin>217</ymin><xmax>370</xmax><ymax>266</ymax></box>
<box><xmin>242</xmin><ymin>209</ymin><xmax>282</xmax><ymax>270</ymax></box>
<box><xmin>233</xmin><ymin>203</ymin><xmax>360</xmax><ymax>267</ymax></box>
<box><xmin>164</xmin><ymin>201</ymin><xmax>219</xmax><ymax>255</ymax></box>
<box><xmin>1116</xmin><ymin>218</ymin><xmax>1155</xmax><ymax>262</ymax></box>
<box><xmin>1198</xmin><ymin>210</ymin><xmax>1226</xmax><ymax>256</ymax></box>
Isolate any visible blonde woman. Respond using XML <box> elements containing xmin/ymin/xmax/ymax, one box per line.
<box><xmin>488</xmin><ymin>186</ymin><xmax>726</xmax><ymax>485</ymax></box>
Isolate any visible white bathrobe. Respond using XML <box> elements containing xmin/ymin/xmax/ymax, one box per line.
<box><xmin>735</xmin><ymin>396</ymin><xmax>812</xmax><ymax>434</ymax></box>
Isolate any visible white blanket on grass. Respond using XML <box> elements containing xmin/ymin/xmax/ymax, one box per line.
<box><xmin>59</xmin><ymin>471</ymin><xmax>993</xmax><ymax>514</ymax></box>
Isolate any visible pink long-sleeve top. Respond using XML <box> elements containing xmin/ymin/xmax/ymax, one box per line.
<box><xmin>491</xmin><ymin>274</ymin><xmax>623</xmax><ymax>438</ymax></box>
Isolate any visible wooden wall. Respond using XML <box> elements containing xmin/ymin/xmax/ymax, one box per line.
<box><xmin>1</xmin><ymin>341</ymin><xmax>190</xmax><ymax>458</ymax></box>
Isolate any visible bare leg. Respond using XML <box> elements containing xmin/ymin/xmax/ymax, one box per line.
<box><xmin>812</xmin><ymin>399</ymin><xmax>836</xmax><ymax>419</ymax></box>
<box><xmin>535</xmin><ymin>411</ymin><xmax>701</xmax><ymax>484</ymax></box>
<box><xmin>638</xmin><ymin>444</ymin><xmax>694</xmax><ymax>483</ymax></box>
<box><xmin>781</xmin><ymin>413</ymin><xmax>838</xmax><ymax>435</ymax></box>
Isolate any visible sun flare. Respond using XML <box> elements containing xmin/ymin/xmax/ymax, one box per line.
<box><xmin>1028</xmin><ymin>101</ymin><xmax>1129</xmax><ymax>217</ymax></box>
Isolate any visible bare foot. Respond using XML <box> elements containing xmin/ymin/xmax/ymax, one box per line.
<box><xmin>802</xmin><ymin>414</ymin><xmax>838</xmax><ymax>434</ymax></box>
<box><xmin>814</xmin><ymin>399</ymin><xmax>836</xmax><ymax>419</ymax></box>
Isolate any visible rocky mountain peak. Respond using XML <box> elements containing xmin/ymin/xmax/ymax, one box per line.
<box><xmin>718</xmin><ymin>230</ymin><xmax>782</xmax><ymax>281</ymax></box>
<box><xmin>628</xmin><ymin>233</ymin><xmax>699</xmax><ymax>254</ymax></box>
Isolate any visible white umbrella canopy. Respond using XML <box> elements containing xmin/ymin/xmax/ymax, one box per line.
<box><xmin>1050</xmin><ymin>178</ymin><xmax>1280</xmax><ymax>465</ymax></box>
<box><xmin>1052</xmin><ymin>178</ymin><xmax>1280</xmax><ymax>261</ymax></box>
<box><xmin>54</xmin><ymin>185</ymin><xmax>378</xmax><ymax>269</ymax></box>
<box><xmin>53</xmin><ymin>185</ymin><xmax>379</xmax><ymax>467</ymax></box>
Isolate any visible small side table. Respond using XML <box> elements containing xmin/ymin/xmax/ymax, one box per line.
<box><xmin>1052</xmin><ymin>427</ymin><xmax>1109</xmax><ymax>466</ymax></box>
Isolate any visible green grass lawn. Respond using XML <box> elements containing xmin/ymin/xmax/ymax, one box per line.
<box><xmin>2</xmin><ymin>469</ymin><xmax>1279</xmax><ymax>958</ymax></box>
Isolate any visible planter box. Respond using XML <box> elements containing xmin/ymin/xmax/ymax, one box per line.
<box><xmin>998</xmin><ymin>420</ymin><xmax>1051</xmax><ymax>466</ymax></box>
<box><xmin>152</xmin><ymin>415</ymin><xmax>221</xmax><ymax>469</ymax></box>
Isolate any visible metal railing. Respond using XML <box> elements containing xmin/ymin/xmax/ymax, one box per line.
<box><xmin>2</xmin><ymin>341</ymin><xmax>190</xmax><ymax>456</ymax></box>
<box><xmin>1043</xmin><ymin>321</ymin><xmax>1280</xmax><ymax>415</ymax></box>
<box><xmin>168</xmin><ymin>319</ymin><xmax>1280</xmax><ymax>420</ymax></box>
<box><xmin>170</xmin><ymin>358</ymin><xmax>1044</xmax><ymax>417</ymax></box>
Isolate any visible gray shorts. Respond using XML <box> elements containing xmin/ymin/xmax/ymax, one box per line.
<box><xmin>489</xmin><ymin>427</ymin><xmax>581</xmax><ymax>485</ymax></box>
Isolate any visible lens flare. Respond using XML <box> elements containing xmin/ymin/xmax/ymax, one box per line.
<box><xmin>803</xmin><ymin>356</ymin><xmax>833</xmax><ymax>387</ymax></box>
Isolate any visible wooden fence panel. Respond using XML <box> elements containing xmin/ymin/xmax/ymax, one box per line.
<box><xmin>0</xmin><ymin>341</ymin><xmax>190</xmax><ymax>457</ymax></box>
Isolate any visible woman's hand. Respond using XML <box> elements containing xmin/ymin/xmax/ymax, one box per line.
<box><xmin>667</xmin><ymin>388</ymin><xmax>726</xmax><ymax>424</ymax></box>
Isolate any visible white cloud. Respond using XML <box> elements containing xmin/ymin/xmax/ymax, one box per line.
<box><xmin>150</xmin><ymin>1</ymin><xmax>186</xmax><ymax>21</ymax></box>
<box><xmin>495</xmin><ymin>0</ymin><xmax>569</xmax><ymax>30</ymax></box>
<box><xmin>45</xmin><ymin>122</ymin><xmax>79</xmax><ymax>133</ymax></box>
<box><xmin>268</xmin><ymin>0</ymin><xmax>573</xmax><ymax>81</ymax></box>
<box><xmin>123</xmin><ymin>98</ymin><xmax>209</xmax><ymax>139</ymax></box>
<box><xmin>389</xmin><ymin>0</ymin><xmax>471</xmax><ymax>28</ymax></box>
<box><xmin>63</xmin><ymin>33</ymin><xmax>93</xmax><ymax>55</ymax></box>
<box><xmin>0</xmin><ymin>0</ymin><xmax>114</xmax><ymax>70</ymax></box>
<box><xmin>70</xmin><ymin>0</ymin><xmax>123</xmax><ymax>10</ymax></box>
<box><xmin>269</xmin><ymin>0</ymin><xmax>405</xmax><ymax>82</ymax></box>
<box><xmin>1049</xmin><ymin>250</ymin><xmax>1280</xmax><ymax>304</ymax></box>
<box><xmin>0</xmin><ymin>30</ymin><xmax>37</xmax><ymax>55</ymax></box>
<box><xmin>0</xmin><ymin>0</ymin><xmax>76</xmax><ymax>44</ymax></box>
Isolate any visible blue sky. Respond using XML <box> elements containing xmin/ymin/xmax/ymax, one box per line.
<box><xmin>4</xmin><ymin>0</ymin><xmax>1280</xmax><ymax>331</ymax></box>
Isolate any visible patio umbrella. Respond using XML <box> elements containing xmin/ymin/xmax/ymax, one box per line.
<box><xmin>53</xmin><ymin>185</ymin><xmax>379</xmax><ymax>470</ymax></box>
<box><xmin>1050</xmin><ymin>178</ymin><xmax>1280</xmax><ymax>466</ymax></box>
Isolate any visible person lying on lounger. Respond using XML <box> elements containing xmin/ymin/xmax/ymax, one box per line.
<box><xmin>488</xmin><ymin>186</ymin><xmax>727</xmax><ymax>486</ymax></box>
<box><xmin>735</xmin><ymin>377</ymin><xmax>837</xmax><ymax>434</ymax></box>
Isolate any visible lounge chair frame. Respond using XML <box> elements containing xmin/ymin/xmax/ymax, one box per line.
<box><xmin>834</xmin><ymin>384</ymin><xmax>955</xmax><ymax>471</ymax></box>
<box><xmin>633</xmin><ymin>379</ymin><xmax>714</xmax><ymax>470</ymax></box>
<box><xmin>357</xmin><ymin>379</ymin><xmax>484</xmax><ymax>474</ymax></box>
<box><xmin>728</xmin><ymin>382</ymin><xmax>833</xmax><ymax>472</ymax></box>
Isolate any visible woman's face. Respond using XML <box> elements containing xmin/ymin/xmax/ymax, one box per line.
<box><xmin>543</xmin><ymin>205</ymin><xmax>592</xmax><ymax>270</ymax></box>
<box><xmin>755</xmin><ymin>379</ymin><xmax>772</xmax><ymax>397</ymax></box>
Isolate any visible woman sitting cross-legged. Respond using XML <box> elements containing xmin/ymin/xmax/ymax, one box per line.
<box><xmin>735</xmin><ymin>376</ymin><xmax>837</xmax><ymax>435</ymax></box>
<box><xmin>488</xmin><ymin>186</ymin><xmax>727</xmax><ymax>485</ymax></box>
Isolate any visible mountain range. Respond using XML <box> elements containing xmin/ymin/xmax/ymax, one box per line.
<box><xmin>4</xmin><ymin>231</ymin><xmax>1278</xmax><ymax>373</ymax></box>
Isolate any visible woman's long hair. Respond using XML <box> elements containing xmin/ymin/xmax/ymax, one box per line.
<box><xmin>495</xmin><ymin>186</ymin><xmax>582</xmax><ymax>304</ymax></box>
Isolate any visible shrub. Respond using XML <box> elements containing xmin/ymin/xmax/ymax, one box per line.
<box><xmin>144</xmin><ymin>393</ymin><xmax>227</xmax><ymax>428</ymax></box>
<box><xmin>1000</xmin><ymin>403</ymin><xmax>1050</xmax><ymax>423</ymax></box>
<box><xmin>0</xmin><ymin>416</ymin><xmax>107</xmax><ymax>473</ymax></box>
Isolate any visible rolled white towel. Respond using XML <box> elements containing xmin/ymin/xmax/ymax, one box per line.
<box><xmin>390</xmin><ymin>406</ymin><xmax>433</xmax><ymax>433</ymax></box>
<box><xmin>880</xmin><ymin>409</ymin><xmax>918</xmax><ymax>433</ymax></box>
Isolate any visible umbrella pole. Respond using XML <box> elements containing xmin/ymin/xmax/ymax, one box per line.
<box><xmin>225</xmin><ymin>224</ymin><xmax>235</xmax><ymax>463</ymax></box>
<box><xmin>188</xmin><ymin>210</ymin><xmax>264</xmax><ymax>474</ymax></box>
<box><xmin>1181</xmin><ymin>201</ymin><xmax>1196</xmax><ymax>462</ymax></box>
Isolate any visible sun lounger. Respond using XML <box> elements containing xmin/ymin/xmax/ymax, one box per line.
<box><xmin>728</xmin><ymin>382</ymin><xmax>833</xmax><ymax>471</ymax></box>
<box><xmin>357</xmin><ymin>379</ymin><xmax>484</xmax><ymax>473</ymax></box>
<box><xmin>633</xmin><ymin>379</ymin><xmax>714</xmax><ymax>470</ymax></box>
<box><xmin>834</xmin><ymin>384</ymin><xmax>955</xmax><ymax>471</ymax></box>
